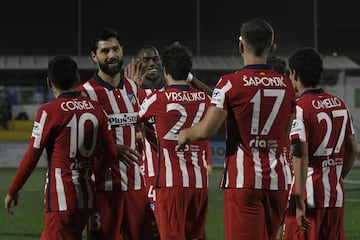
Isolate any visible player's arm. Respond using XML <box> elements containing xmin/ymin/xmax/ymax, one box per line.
<box><xmin>187</xmin><ymin>73</ymin><xmax>213</xmax><ymax>96</ymax></box>
<box><xmin>285</xmin><ymin>113</ymin><xmax>294</xmax><ymax>139</ymax></box>
<box><xmin>178</xmin><ymin>106</ymin><xmax>226</xmax><ymax>147</ymax></box>
<box><xmin>292</xmin><ymin>141</ymin><xmax>311</xmax><ymax>230</ymax></box>
<box><xmin>5</xmin><ymin>148</ymin><xmax>43</xmax><ymax>214</ymax></box>
<box><xmin>342</xmin><ymin>134</ymin><xmax>358</xmax><ymax>179</ymax></box>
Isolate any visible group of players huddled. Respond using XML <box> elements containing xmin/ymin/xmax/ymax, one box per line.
<box><xmin>5</xmin><ymin>18</ymin><xmax>357</xmax><ymax>240</ymax></box>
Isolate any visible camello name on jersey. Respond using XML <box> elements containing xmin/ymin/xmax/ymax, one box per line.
<box><xmin>312</xmin><ymin>97</ymin><xmax>342</xmax><ymax>109</ymax></box>
<box><xmin>243</xmin><ymin>75</ymin><xmax>286</xmax><ymax>87</ymax></box>
<box><xmin>165</xmin><ymin>92</ymin><xmax>206</xmax><ymax>102</ymax></box>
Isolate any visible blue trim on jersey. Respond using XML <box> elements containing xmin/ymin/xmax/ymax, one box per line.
<box><xmin>301</xmin><ymin>88</ymin><xmax>324</xmax><ymax>97</ymax></box>
<box><xmin>167</xmin><ymin>84</ymin><xmax>192</xmax><ymax>91</ymax></box>
<box><xmin>58</xmin><ymin>91</ymin><xmax>81</xmax><ymax>99</ymax></box>
<box><xmin>242</xmin><ymin>64</ymin><xmax>272</xmax><ymax>70</ymax></box>
<box><xmin>141</xmin><ymin>79</ymin><xmax>165</xmax><ymax>89</ymax></box>
<box><xmin>93</xmin><ymin>73</ymin><xmax>124</xmax><ymax>90</ymax></box>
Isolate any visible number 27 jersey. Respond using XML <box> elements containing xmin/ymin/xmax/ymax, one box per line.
<box><xmin>290</xmin><ymin>89</ymin><xmax>355</xmax><ymax>208</ymax></box>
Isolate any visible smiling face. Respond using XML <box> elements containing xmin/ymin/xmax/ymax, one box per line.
<box><xmin>91</xmin><ymin>37</ymin><xmax>124</xmax><ymax>76</ymax></box>
<box><xmin>137</xmin><ymin>47</ymin><xmax>163</xmax><ymax>85</ymax></box>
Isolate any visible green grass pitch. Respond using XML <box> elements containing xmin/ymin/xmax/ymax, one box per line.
<box><xmin>1</xmin><ymin>167</ymin><xmax>359</xmax><ymax>239</ymax></box>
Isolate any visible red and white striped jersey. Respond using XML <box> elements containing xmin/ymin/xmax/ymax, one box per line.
<box><xmin>138</xmin><ymin>85</ymin><xmax>210</xmax><ymax>188</ymax></box>
<box><xmin>7</xmin><ymin>92</ymin><xmax>117</xmax><ymax>212</ymax></box>
<box><xmin>138</xmin><ymin>87</ymin><xmax>164</xmax><ymax>179</ymax></box>
<box><xmin>211</xmin><ymin>65</ymin><xmax>296</xmax><ymax>190</ymax></box>
<box><xmin>77</xmin><ymin>74</ymin><xmax>144</xmax><ymax>192</ymax></box>
<box><xmin>289</xmin><ymin>89</ymin><xmax>355</xmax><ymax>208</ymax></box>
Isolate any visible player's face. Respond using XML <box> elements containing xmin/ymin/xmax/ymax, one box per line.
<box><xmin>92</xmin><ymin>37</ymin><xmax>123</xmax><ymax>76</ymax></box>
<box><xmin>138</xmin><ymin>48</ymin><xmax>162</xmax><ymax>82</ymax></box>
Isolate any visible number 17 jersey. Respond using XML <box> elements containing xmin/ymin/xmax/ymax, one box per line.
<box><xmin>211</xmin><ymin>64</ymin><xmax>296</xmax><ymax>190</ymax></box>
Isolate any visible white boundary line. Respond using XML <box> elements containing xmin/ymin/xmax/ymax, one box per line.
<box><xmin>344</xmin><ymin>179</ymin><xmax>360</xmax><ymax>184</ymax></box>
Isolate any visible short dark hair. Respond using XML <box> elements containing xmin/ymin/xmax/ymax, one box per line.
<box><xmin>267</xmin><ymin>56</ymin><xmax>286</xmax><ymax>74</ymax></box>
<box><xmin>160</xmin><ymin>43</ymin><xmax>192</xmax><ymax>80</ymax></box>
<box><xmin>136</xmin><ymin>45</ymin><xmax>159</xmax><ymax>58</ymax></box>
<box><xmin>288</xmin><ymin>47</ymin><xmax>323</xmax><ymax>87</ymax></box>
<box><xmin>89</xmin><ymin>27</ymin><xmax>121</xmax><ymax>53</ymax></box>
<box><xmin>48</xmin><ymin>56</ymin><xmax>78</xmax><ymax>90</ymax></box>
<box><xmin>240</xmin><ymin>19</ymin><xmax>274</xmax><ymax>57</ymax></box>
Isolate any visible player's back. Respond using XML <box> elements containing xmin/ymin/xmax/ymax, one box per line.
<box><xmin>140</xmin><ymin>86</ymin><xmax>210</xmax><ymax>188</ymax></box>
<box><xmin>39</xmin><ymin>93</ymin><xmax>108</xmax><ymax>167</ymax></box>
<box><xmin>296</xmin><ymin>90</ymin><xmax>352</xmax><ymax>165</ymax></box>
<box><xmin>213</xmin><ymin>65</ymin><xmax>296</xmax><ymax>190</ymax></box>
<box><xmin>35</xmin><ymin>92</ymin><xmax>114</xmax><ymax>211</ymax></box>
<box><xmin>291</xmin><ymin>89</ymin><xmax>354</xmax><ymax>208</ymax></box>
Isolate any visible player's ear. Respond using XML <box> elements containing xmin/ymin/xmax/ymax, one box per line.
<box><xmin>91</xmin><ymin>51</ymin><xmax>97</xmax><ymax>63</ymax></box>
<box><xmin>47</xmin><ymin>77</ymin><xmax>53</xmax><ymax>89</ymax></box>
<box><xmin>75</xmin><ymin>73</ymin><xmax>80</xmax><ymax>86</ymax></box>
<box><xmin>239</xmin><ymin>41</ymin><xmax>244</xmax><ymax>55</ymax></box>
<box><xmin>269</xmin><ymin>43</ymin><xmax>277</xmax><ymax>54</ymax></box>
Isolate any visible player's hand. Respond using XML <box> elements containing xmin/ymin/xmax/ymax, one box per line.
<box><xmin>116</xmin><ymin>144</ymin><xmax>139</xmax><ymax>167</ymax></box>
<box><xmin>294</xmin><ymin>195</ymin><xmax>311</xmax><ymax>230</ymax></box>
<box><xmin>178</xmin><ymin>129</ymin><xmax>189</xmax><ymax>150</ymax></box>
<box><xmin>5</xmin><ymin>193</ymin><xmax>18</xmax><ymax>215</ymax></box>
<box><xmin>124</xmin><ymin>59</ymin><xmax>142</xmax><ymax>85</ymax></box>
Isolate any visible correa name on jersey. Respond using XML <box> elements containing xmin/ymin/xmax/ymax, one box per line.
<box><xmin>243</xmin><ymin>75</ymin><xmax>286</xmax><ymax>87</ymax></box>
<box><xmin>165</xmin><ymin>91</ymin><xmax>206</xmax><ymax>102</ymax></box>
<box><xmin>107</xmin><ymin>112</ymin><xmax>138</xmax><ymax>127</ymax></box>
<box><xmin>60</xmin><ymin>100</ymin><xmax>95</xmax><ymax>112</ymax></box>
<box><xmin>311</xmin><ymin>97</ymin><xmax>342</xmax><ymax>109</ymax></box>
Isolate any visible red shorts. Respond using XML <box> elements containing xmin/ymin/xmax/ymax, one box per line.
<box><xmin>223</xmin><ymin>188</ymin><xmax>288</xmax><ymax>240</ymax></box>
<box><xmin>41</xmin><ymin>209</ymin><xmax>91</xmax><ymax>240</ymax></box>
<box><xmin>283</xmin><ymin>196</ymin><xmax>345</xmax><ymax>240</ymax></box>
<box><xmin>155</xmin><ymin>187</ymin><xmax>208</xmax><ymax>240</ymax></box>
<box><xmin>87</xmin><ymin>190</ymin><xmax>159</xmax><ymax>240</ymax></box>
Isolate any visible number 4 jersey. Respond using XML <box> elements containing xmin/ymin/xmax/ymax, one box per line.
<box><xmin>7</xmin><ymin>92</ymin><xmax>117</xmax><ymax>212</ymax></box>
<box><xmin>211</xmin><ymin>64</ymin><xmax>296</xmax><ymax>190</ymax></box>
<box><xmin>290</xmin><ymin>89</ymin><xmax>355</xmax><ymax>208</ymax></box>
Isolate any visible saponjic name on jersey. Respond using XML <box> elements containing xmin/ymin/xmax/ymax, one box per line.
<box><xmin>243</xmin><ymin>75</ymin><xmax>286</xmax><ymax>87</ymax></box>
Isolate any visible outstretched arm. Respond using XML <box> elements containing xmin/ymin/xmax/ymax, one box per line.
<box><xmin>187</xmin><ymin>73</ymin><xmax>213</xmax><ymax>96</ymax></box>
<box><xmin>178</xmin><ymin>106</ymin><xmax>226</xmax><ymax>148</ymax></box>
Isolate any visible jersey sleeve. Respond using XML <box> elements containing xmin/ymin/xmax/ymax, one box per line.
<box><xmin>94</xmin><ymin>109</ymin><xmax>118</xmax><ymax>176</ymax></box>
<box><xmin>289</xmin><ymin>105</ymin><xmax>307</xmax><ymax>143</ymax></box>
<box><xmin>210</xmin><ymin>77</ymin><xmax>232</xmax><ymax>111</ymax></box>
<box><xmin>138</xmin><ymin>92</ymin><xmax>158</xmax><ymax>122</ymax></box>
<box><xmin>7</xmin><ymin>107</ymin><xmax>50</xmax><ymax>197</ymax></box>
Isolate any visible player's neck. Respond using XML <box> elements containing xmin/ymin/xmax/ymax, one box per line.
<box><xmin>243</xmin><ymin>53</ymin><xmax>267</xmax><ymax>66</ymax></box>
<box><xmin>142</xmin><ymin>77</ymin><xmax>164</xmax><ymax>88</ymax></box>
<box><xmin>166</xmin><ymin>79</ymin><xmax>187</xmax><ymax>86</ymax></box>
<box><xmin>98</xmin><ymin>70</ymin><xmax>121</xmax><ymax>87</ymax></box>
